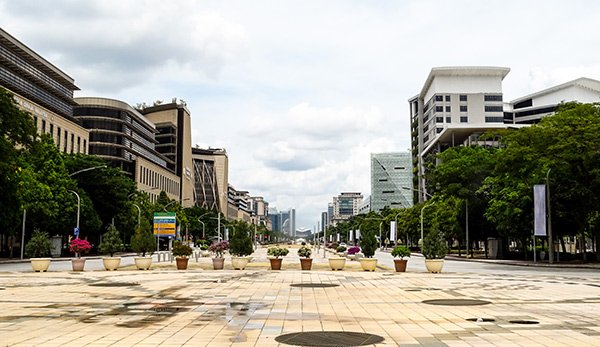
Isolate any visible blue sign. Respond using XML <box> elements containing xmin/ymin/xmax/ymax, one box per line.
<box><xmin>74</xmin><ymin>227</ymin><xmax>79</xmax><ymax>237</ymax></box>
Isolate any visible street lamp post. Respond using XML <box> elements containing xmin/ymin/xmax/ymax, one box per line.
<box><xmin>420</xmin><ymin>202</ymin><xmax>435</xmax><ymax>250</ymax></box>
<box><xmin>68</xmin><ymin>190</ymin><xmax>80</xmax><ymax>233</ymax></box>
<box><xmin>547</xmin><ymin>168</ymin><xmax>554</xmax><ymax>264</ymax></box>
<box><xmin>198</xmin><ymin>219</ymin><xmax>205</xmax><ymax>239</ymax></box>
<box><xmin>68</xmin><ymin>165</ymin><xmax>107</xmax><ymax>177</ymax></box>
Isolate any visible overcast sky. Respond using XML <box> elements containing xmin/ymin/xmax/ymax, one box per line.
<box><xmin>2</xmin><ymin>0</ymin><xmax>600</xmax><ymax>229</ymax></box>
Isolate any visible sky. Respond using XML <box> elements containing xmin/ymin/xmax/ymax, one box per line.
<box><xmin>2</xmin><ymin>0</ymin><xmax>600</xmax><ymax>230</ymax></box>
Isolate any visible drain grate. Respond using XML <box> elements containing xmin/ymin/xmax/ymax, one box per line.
<box><xmin>422</xmin><ymin>299</ymin><xmax>491</xmax><ymax>306</ymax></box>
<box><xmin>510</xmin><ymin>320</ymin><xmax>539</xmax><ymax>324</ymax></box>
<box><xmin>275</xmin><ymin>331</ymin><xmax>384</xmax><ymax>346</ymax></box>
<box><xmin>290</xmin><ymin>283</ymin><xmax>339</xmax><ymax>288</ymax></box>
<box><xmin>466</xmin><ymin>318</ymin><xmax>496</xmax><ymax>322</ymax></box>
<box><xmin>89</xmin><ymin>282</ymin><xmax>140</xmax><ymax>287</ymax></box>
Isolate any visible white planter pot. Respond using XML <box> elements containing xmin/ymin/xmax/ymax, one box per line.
<box><xmin>31</xmin><ymin>258</ymin><xmax>51</xmax><ymax>272</ymax></box>
<box><xmin>359</xmin><ymin>258</ymin><xmax>377</xmax><ymax>271</ymax></box>
<box><xmin>102</xmin><ymin>257</ymin><xmax>121</xmax><ymax>271</ymax></box>
<box><xmin>134</xmin><ymin>256</ymin><xmax>152</xmax><ymax>270</ymax></box>
<box><xmin>328</xmin><ymin>257</ymin><xmax>346</xmax><ymax>271</ymax></box>
<box><xmin>424</xmin><ymin>259</ymin><xmax>445</xmax><ymax>273</ymax></box>
<box><xmin>231</xmin><ymin>257</ymin><xmax>250</xmax><ymax>270</ymax></box>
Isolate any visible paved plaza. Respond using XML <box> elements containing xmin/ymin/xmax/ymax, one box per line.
<box><xmin>2</xmin><ymin>247</ymin><xmax>600</xmax><ymax>346</ymax></box>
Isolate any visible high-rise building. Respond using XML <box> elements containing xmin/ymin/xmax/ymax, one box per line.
<box><xmin>0</xmin><ymin>28</ymin><xmax>88</xmax><ymax>155</ymax></box>
<box><xmin>73</xmin><ymin>97</ymin><xmax>179</xmax><ymax>202</ymax></box>
<box><xmin>141</xmin><ymin>101</ymin><xmax>195</xmax><ymax>207</ymax></box>
<box><xmin>192</xmin><ymin>147</ymin><xmax>228</xmax><ymax>212</ymax></box>
<box><xmin>332</xmin><ymin>192</ymin><xmax>363</xmax><ymax>225</ymax></box>
<box><xmin>370</xmin><ymin>152</ymin><xmax>413</xmax><ymax>211</ymax></box>
<box><xmin>268</xmin><ymin>207</ymin><xmax>296</xmax><ymax>236</ymax></box>
<box><xmin>410</xmin><ymin>67</ymin><xmax>600</xmax><ymax>203</ymax></box>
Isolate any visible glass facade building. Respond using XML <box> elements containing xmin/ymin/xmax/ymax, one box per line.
<box><xmin>370</xmin><ymin>152</ymin><xmax>413</xmax><ymax>212</ymax></box>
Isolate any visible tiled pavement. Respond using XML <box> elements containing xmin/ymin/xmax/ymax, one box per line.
<box><xmin>2</xmin><ymin>248</ymin><xmax>600</xmax><ymax>346</ymax></box>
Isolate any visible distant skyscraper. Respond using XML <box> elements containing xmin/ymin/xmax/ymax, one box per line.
<box><xmin>370</xmin><ymin>152</ymin><xmax>413</xmax><ymax>211</ymax></box>
<box><xmin>332</xmin><ymin>192</ymin><xmax>363</xmax><ymax>225</ymax></box>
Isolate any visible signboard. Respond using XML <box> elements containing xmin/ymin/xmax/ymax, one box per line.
<box><xmin>154</xmin><ymin>212</ymin><xmax>176</xmax><ymax>237</ymax></box>
<box><xmin>390</xmin><ymin>221</ymin><xmax>397</xmax><ymax>242</ymax></box>
<box><xmin>533</xmin><ymin>185</ymin><xmax>547</xmax><ymax>236</ymax></box>
<box><xmin>74</xmin><ymin>227</ymin><xmax>79</xmax><ymax>237</ymax></box>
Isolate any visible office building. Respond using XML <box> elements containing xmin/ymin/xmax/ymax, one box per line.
<box><xmin>268</xmin><ymin>207</ymin><xmax>296</xmax><ymax>236</ymax></box>
<box><xmin>0</xmin><ymin>28</ymin><xmax>88</xmax><ymax>154</ymax></box>
<box><xmin>370</xmin><ymin>152</ymin><xmax>413</xmax><ymax>211</ymax></box>
<box><xmin>192</xmin><ymin>147</ymin><xmax>229</xmax><ymax>212</ymax></box>
<box><xmin>331</xmin><ymin>192</ymin><xmax>363</xmax><ymax>225</ymax></box>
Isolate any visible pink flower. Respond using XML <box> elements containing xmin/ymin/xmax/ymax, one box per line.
<box><xmin>70</xmin><ymin>238</ymin><xmax>91</xmax><ymax>258</ymax></box>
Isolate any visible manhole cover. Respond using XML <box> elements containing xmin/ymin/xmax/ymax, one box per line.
<box><xmin>89</xmin><ymin>282</ymin><xmax>140</xmax><ymax>287</ymax></box>
<box><xmin>422</xmin><ymin>299</ymin><xmax>491</xmax><ymax>306</ymax></box>
<box><xmin>466</xmin><ymin>318</ymin><xmax>496</xmax><ymax>322</ymax></box>
<box><xmin>152</xmin><ymin>306</ymin><xmax>181</xmax><ymax>313</ymax></box>
<box><xmin>275</xmin><ymin>331</ymin><xmax>384</xmax><ymax>346</ymax></box>
<box><xmin>509</xmin><ymin>320</ymin><xmax>539</xmax><ymax>324</ymax></box>
<box><xmin>290</xmin><ymin>283</ymin><xmax>339</xmax><ymax>288</ymax></box>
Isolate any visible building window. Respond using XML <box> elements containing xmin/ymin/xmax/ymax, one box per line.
<box><xmin>459</xmin><ymin>94</ymin><xmax>467</xmax><ymax>101</ymax></box>
<box><xmin>41</xmin><ymin>120</ymin><xmax>46</xmax><ymax>133</ymax></box>
<box><xmin>423</xmin><ymin>125</ymin><xmax>429</xmax><ymax>132</ymax></box>
<box><xmin>49</xmin><ymin>124</ymin><xmax>54</xmax><ymax>137</ymax></box>
<box><xmin>33</xmin><ymin>116</ymin><xmax>38</xmax><ymax>127</ymax></box>
<box><xmin>77</xmin><ymin>137</ymin><xmax>81</xmax><ymax>153</ymax></box>
<box><xmin>485</xmin><ymin>116</ymin><xmax>504</xmax><ymax>123</ymax></box>
<box><xmin>460</xmin><ymin>116</ymin><xmax>468</xmax><ymax>123</ymax></box>
<box><xmin>485</xmin><ymin>105</ymin><xmax>503</xmax><ymax>112</ymax></box>
<box><xmin>436</xmin><ymin>117</ymin><xmax>443</xmax><ymax>123</ymax></box>
<box><xmin>435</xmin><ymin>95</ymin><xmax>443</xmax><ymax>102</ymax></box>
<box><xmin>56</xmin><ymin>127</ymin><xmax>61</xmax><ymax>148</ymax></box>
<box><xmin>436</xmin><ymin>127</ymin><xmax>443</xmax><ymax>133</ymax></box>
<box><xmin>83</xmin><ymin>139</ymin><xmax>87</xmax><ymax>154</ymax></box>
<box><xmin>435</xmin><ymin>106</ymin><xmax>443</xmax><ymax>112</ymax></box>
<box><xmin>446</xmin><ymin>116</ymin><xmax>451</xmax><ymax>123</ymax></box>
<box><xmin>445</xmin><ymin>106</ymin><xmax>451</xmax><ymax>112</ymax></box>
<box><xmin>445</xmin><ymin>95</ymin><xmax>450</xmax><ymax>102</ymax></box>
<box><xmin>484</xmin><ymin>94</ymin><xmax>503</xmax><ymax>102</ymax></box>
<box><xmin>460</xmin><ymin>105</ymin><xmax>468</xmax><ymax>112</ymax></box>
<box><xmin>424</xmin><ymin>135</ymin><xmax>429</xmax><ymax>142</ymax></box>
<box><xmin>70</xmin><ymin>134</ymin><xmax>75</xmax><ymax>154</ymax></box>
<box><xmin>423</xmin><ymin>114</ymin><xmax>429</xmax><ymax>122</ymax></box>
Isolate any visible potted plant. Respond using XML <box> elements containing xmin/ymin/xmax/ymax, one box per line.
<box><xmin>208</xmin><ymin>241</ymin><xmax>229</xmax><ymax>270</ymax></box>
<box><xmin>329</xmin><ymin>245</ymin><xmax>348</xmax><ymax>271</ymax></box>
<box><xmin>172</xmin><ymin>241</ymin><xmax>193</xmax><ymax>270</ymax></box>
<box><xmin>25</xmin><ymin>229</ymin><xmax>52</xmax><ymax>272</ymax></box>
<box><xmin>99</xmin><ymin>224</ymin><xmax>124</xmax><ymax>271</ymax></box>
<box><xmin>347</xmin><ymin>246</ymin><xmax>361</xmax><ymax>260</ymax></box>
<box><xmin>229</xmin><ymin>226</ymin><xmax>254</xmax><ymax>270</ymax></box>
<box><xmin>391</xmin><ymin>245</ymin><xmax>411</xmax><ymax>272</ymax></box>
<box><xmin>359</xmin><ymin>230</ymin><xmax>378</xmax><ymax>271</ymax></box>
<box><xmin>131</xmin><ymin>218</ymin><xmax>155</xmax><ymax>270</ymax></box>
<box><xmin>69</xmin><ymin>237</ymin><xmax>91</xmax><ymax>271</ymax></box>
<box><xmin>422</xmin><ymin>226</ymin><xmax>448</xmax><ymax>273</ymax></box>
<box><xmin>336</xmin><ymin>245</ymin><xmax>347</xmax><ymax>256</ymax></box>
<box><xmin>267</xmin><ymin>246</ymin><xmax>289</xmax><ymax>270</ymax></box>
<box><xmin>298</xmin><ymin>246</ymin><xmax>313</xmax><ymax>270</ymax></box>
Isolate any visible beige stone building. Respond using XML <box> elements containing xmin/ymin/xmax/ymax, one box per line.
<box><xmin>192</xmin><ymin>147</ymin><xmax>229</xmax><ymax>213</ymax></box>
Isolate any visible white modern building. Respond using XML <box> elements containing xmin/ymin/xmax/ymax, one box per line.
<box><xmin>410</xmin><ymin>66</ymin><xmax>600</xmax><ymax>202</ymax></box>
<box><xmin>331</xmin><ymin>192</ymin><xmax>363</xmax><ymax>225</ymax></box>
<box><xmin>370</xmin><ymin>152</ymin><xmax>413</xmax><ymax>211</ymax></box>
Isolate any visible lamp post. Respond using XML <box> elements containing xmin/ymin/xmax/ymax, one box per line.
<box><xmin>420</xmin><ymin>202</ymin><xmax>435</xmax><ymax>250</ymax></box>
<box><xmin>68</xmin><ymin>190</ymin><xmax>80</xmax><ymax>233</ymax></box>
<box><xmin>68</xmin><ymin>165</ymin><xmax>107</xmax><ymax>177</ymax></box>
<box><xmin>198</xmin><ymin>219</ymin><xmax>205</xmax><ymax>239</ymax></box>
<box><xmin>547</xmin><ymin>168</ymin><xmax>554</xmax><ymax>264</ymax></box>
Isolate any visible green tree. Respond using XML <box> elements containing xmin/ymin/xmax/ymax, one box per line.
<box><xmin>229</xmin><ymin>220</ymin><xmax>253</xmax><ymax>256</ymax></box>
<box><xmin>130</xmin><ymin>216</ymin><xmax>155</xmax><ymax>257</ymax></box>
<box><xmin>99</xmin><ymin>224</ymin><xmax>123</xmax><ymax>257</ymax></box>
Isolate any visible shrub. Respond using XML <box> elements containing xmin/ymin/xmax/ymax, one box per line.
<box><xmin>172</xmin><ymin>242</ymin><xmax>193</xmax><ymax>257</ymax></box>
<box><xmin>336</xmin><ymin>245</ymin><xmax>347</xmax><ymax>253</ymax></box>
<box><xmin>298</xmin><ymin>246</ymin><xmax>312</xmax><ymax>258</ymax></box>
<box><xmin>391</xmin><ymin>245</ymin><xmax>411</xmax><ymax>259</ymax></box>
<box><xmin>99</xmin><ymin>224</ymin><xmax>124</xmax><ymax>257</ymax></box>
<box><xmin>69</xmin><ymin>238</ymin><xmax>91</xmax><ymax>258</ymax></box>
<box><xmin>422</xmin><ymin>226</ymin><xmax>448</xmax><ymax>259</ymax></box>
<box><xmin>360</xmin><ymin>230</ymin><xmax>378</xmax><ymax>258</ymax></box>
<box><xmin>229</xmin><ymin>227</ymin><xmax>253</xmax><ymax>257</ymax></box>
<box><xmin>267</xmin><ymin>246</ymin><xmax>289</xmax><ymax>258</ymax></box>
<box><xmin>347</xmin><ymin>246</ymin><xmax>360</xmax><ymax>255</ymax></box>
<box><xmin>208</xmin><ymin>241</ymin><xmax>229</xmax><ymax>258</ymax></box>
<box><xmin>25</xmin><ymin>229</ymin><xmax>52</xmax><ymax>258</ymax></box>
<box><xmin>131</xmin><ymin>218</ymin><xmax>155</xmax><ymax>257</ymax></box>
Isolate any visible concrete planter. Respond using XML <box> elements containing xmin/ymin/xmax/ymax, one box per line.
<box><xmin>231</xmin><ymin>257</ymin><xmax>250</xmax><ymax>270</ymax></box>
<box><xmin>300</xmin><ymin>258</ymin><xmax>313</xmax><ymax>270</ymax></box>
<box><xmin>328</xmin><ymin>257</ymin><xmax>346</xmax><ymax>271</ymax></box>
<box><xmin>424</xmin><ymin>259</ymin><xmax>444</xmax><ymax>273</ymax></box>
<box><xmin>71</xmin><ymin>258</ymin><xmax>86</xmax><ymax>271</ymax></box>
<box><xmin>134</xmin><ymin>256</ymin><xmax>152</xmax><ymax>270</ymax></box>
<box><xmin>102</xmin><ymin>257</ymin><xmax>121</xmax><ymax>271</ymax></box>
<box><xmin>359</xmin><ymin>258</ymin><xmax>377</xmax><ymax>271</ymax></box>
<box><xmin>212</xmin><ymin>257</ymin><xmax>225</xmax><ymax>270</ymax></box>
<box><xmin>31</xmin><ymin>258</ymin><xmax>51</xmax><ymax>272</ymax></box>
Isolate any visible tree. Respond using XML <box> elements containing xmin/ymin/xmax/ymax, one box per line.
<box><xmin>131</xmin><ymin>216</ymin><xmax>155</xmax><ymax>257</ymax></box>
<box><xmin>228</xmin><ymin>220</ymin><xmax>253</xmax><ymax>257</ymax></box>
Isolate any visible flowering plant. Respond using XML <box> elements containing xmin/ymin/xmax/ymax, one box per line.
<box><xmin>208</xmin><ymin>241</ymin><xmax>229</xmax><ymax>258</ymax></box>
<box><xmin>69</xmin><ymin>238</ymin><xmax>91</xmax><ymax>258</ymax></box>
<box><xmin>347</xmin><ymin>246</ymin><xmax>361</xmax><ymax>255</ymax></box>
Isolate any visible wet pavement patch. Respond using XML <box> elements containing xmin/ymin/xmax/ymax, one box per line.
<box><xmin>275</xmin><ymin>331</ymin><xmax>384</xmax><ymax>346</ymax></box>
<box><xmin>89</xmin><ymin>282</ymin><xmax>140</xmax><ymax>287</ymax></box>
<box><xmin>423</xmin><ymin>299</ymin><xmax>491</xmax><ymax>306</ymax></box>
<box><xmin>466</xmin><ymin>318</ymin><xmax>496</xmax><ymax>322</ymax></box>
<box><xmin>290</xmin><ymin>283</ymin><xmax>339</xmax><ymax>288</ymax></box>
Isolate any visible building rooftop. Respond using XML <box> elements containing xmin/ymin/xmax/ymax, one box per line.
<box><xmin>509</xmin><ymin>77</ymin><xmax>600</xmax><ymax>104</ymax></box>
<box><xmin>420</xmin><ymin>66</ymin><xmax>510</xmax><ymax>97</ymax></box>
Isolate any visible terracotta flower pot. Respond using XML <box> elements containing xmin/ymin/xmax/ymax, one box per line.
<box><xmin>176</xmin><ymin>257</ymin><xmax>189</xmax><ymax>270</ymax></box>
<box><xmin>212</xmin><ymin>257</ymin><xmax>224</xmax><ymax>270</ymax></box>
<box><xmin>71</xmin><ymin>258</ymin><xmax>86</xmax><ymax>271</ymax></box>
<box><xmin>269</xmin><ymin>258</ymin><xmax>283</xmax><ymax>270</ymax></box>
<box><xmin>300</xmin><ymin>258</ymin><xmax>312</xmax><ymax>270</ymax></box>
<box><xmin>393</xmin><ymin>259</ymin><xmax>408</xmax><ymax>272</ymax></box>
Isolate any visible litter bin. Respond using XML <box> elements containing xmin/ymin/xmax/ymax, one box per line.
<box><xmin>50</xmin><ymin>235</ymin><xmax>62</xmax><ymax>257</ymax></box>
<box><xmin>487</xmin><ymin>237</ymin><xmax>503</xmax><ymax>259</ymax></box>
